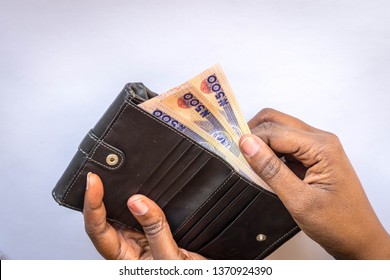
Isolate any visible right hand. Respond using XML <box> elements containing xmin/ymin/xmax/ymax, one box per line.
<box><xmin>239</xmin><ymin>108</ymin><xmax>390</xmax><ymax>259</ymax></box>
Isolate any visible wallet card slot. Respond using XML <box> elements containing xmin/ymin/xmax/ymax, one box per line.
<box><xmin>155</xmin><ymin>152</ymin><xmax>211</xmax><ymax>206</ymax></box>
<box><xmin>177</xmin><ymin>179</ymin><xmax>247</xmax><ymax>247</ymax></box>
<box><xmin>160</xmin><ymin>156</ymin><xmax>233</xmax><ymax>233</ymax></box>
<box><xmin>196</xmin><ymin>190</ymin><xmax>299</xmax><ymax>260</ymax></box>
<box><xmin>139</xmin><ymin>138</ymin><xmax>194</xmax><ymax>197</ymax></box>
<box><xmin>115</xmin><ymin>146</ymin><xmax>212</xmax><ymax>230</ymax></box>
<box><xmin>173</xmin><ymin>174</ymin><xmax>240</xmax><ymax>241</ymax></box>
<box><xmin>115</xmin><ymin>138</ymin><xmax>200</xmax><ymax>223</ymax></box>
<box><xmin>185</xmin><ymin>185</ymin><xmax>259</xmax><ymax>252</ymax></box>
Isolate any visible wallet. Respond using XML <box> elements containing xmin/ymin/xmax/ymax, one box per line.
<box><xmin>52</xmin><ymin>83</ymin><xmax>300</xmax><ymax>260</ymax></box>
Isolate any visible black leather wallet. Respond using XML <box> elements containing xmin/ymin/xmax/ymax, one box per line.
<box><xmin>52</xmin><ymin>83</ymin><xmax>300</xmax><ymax>259</ymax></box>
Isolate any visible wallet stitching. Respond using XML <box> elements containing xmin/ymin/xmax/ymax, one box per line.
<box><xmin>255</xmin><ymin>225</ymin><xmax>300</xmax><ymax>260</ymax></box>
<box><xmin>88</xmin><ymin>131</ymin><xmax>122</xmax><ymax>152</ymax></box>
<box><xmin>83</xmin><ymin>132</ymin><xmax>125</xmax><ymax>170</ymax></box>
<box><xmin>78</xmin><ymin>147</ymin><xmax>121</xmax><ymax>170</ymax></box>
<box><xmin>59</xmin><ymin>197</ymin><xmax>83</xmax><ymax>211</ymax></box>
<box><xmin>58</xmin><ymin>155</ymin><xmax>89</xmax><ymax>201</ymax></box>
<box><xmin>122</xmin><ymin>95</ymin><xmax>278</xmax><ymax>199</ymax></box>
<box><xmin>62</xmin><ymin>100</ymin><xmax>131</xmax><ymax>202</ymax></box>
<box><xmin>173</xmin><ymin>172</ymin><xmax>235</xmax><ymax>236</ymax></box>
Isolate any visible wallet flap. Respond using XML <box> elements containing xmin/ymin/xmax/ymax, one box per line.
<box><xmin>78</xmin><ymin>131</ymin><xmax>125</xmax><ymax>170</ymax></box>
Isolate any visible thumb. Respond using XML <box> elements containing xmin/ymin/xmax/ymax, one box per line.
<box><xmin>127</xmin><ymin>194</ymin><xmax>181</xmax><ymax>259</ymax></box>
<box><xmin>239</xmin><ymin>134</ymin><xmax>304</xmax><ymax>200</ymax></box>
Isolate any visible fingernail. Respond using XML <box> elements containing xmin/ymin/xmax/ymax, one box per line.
<box><xmin>128</xmin><ymin>197</ymin><xmax>149</xmax><ymax>216</ymax></box>
<box><xmin>86</xmin><ymin>172</ymin><xmax>93</xmax><ymax>191</ymax></box>
<box><xmin>240</xmin><ymin>136</ymin><xmax>260</xmax><ymax>157</ymax></box>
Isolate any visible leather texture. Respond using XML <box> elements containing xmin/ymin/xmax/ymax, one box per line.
<box><xmin>52</xmin><ymin>83</ymin><xmax>300</xmax><ymax>259</ymax></box>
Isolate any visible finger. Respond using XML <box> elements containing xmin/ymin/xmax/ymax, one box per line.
<box><xmin>248</xmin><ymin>108</ymin><xmax>320</xmax><ymax>133</ymax></box>
<box><xmin>127</xmin><ymin>194</ymin><xmax>182</xmax><ymax>260</ymax></box>
<box><xmin>251</xmin><ymin>122</ymin><xmax>321</xmax><ymax>168</ymax></box>
<box><xmin>83</xmin><ymin>172</ymin><xmax>122</xmax><ymax>259</ymax></box>
<box><xmin>239</xmin><ymin>134</ymin><xmax>306</xmax><ymax>200</ymax></box>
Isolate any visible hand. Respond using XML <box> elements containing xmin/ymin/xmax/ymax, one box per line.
<box><xmin>83</xmin><ymin>172</ymin><xmax>206</xmax><ymax>260</ymax></box>
<box><xmin>239</xmin><ymin>108</ymin><xmax>390</xmax><ymax>259</ymax></box>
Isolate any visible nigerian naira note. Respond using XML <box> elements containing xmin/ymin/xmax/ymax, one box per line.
<box><xmin>152</xmin><ymin>83</ymin><xmax>244</xmax><ymax>158</ymax></box>
<box><xmin>138</xmin><ymin>98</ymin><xmax>272</xmax><ymax>192</ymax></box>
<box><xmin>139</xmin><ymin>100</ymin><xmax>218</xmax><ymax>156</ymax></box>
<box><xmin>189</xmin><ymin>64</ymin><xmax>251</xmax><ymax>137</ymax></box>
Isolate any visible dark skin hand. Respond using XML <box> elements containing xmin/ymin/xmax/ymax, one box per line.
<box><xmin>83</xmin><ymin>173</ymin><xmax>206</xmax><ymax>260</ymax></box>
<box><xmin>83</xmin><ymin>108</ymin><xmax>390</xmax><ymax>259</ymax></box>
<box><xmin>240</xmin><ymin>108</ymin><xmax>390</xmax><ymax>259</ymax></box>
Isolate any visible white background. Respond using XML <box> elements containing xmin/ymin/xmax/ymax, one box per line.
<box><xmin>0</xmin><ymin>0</ymin><xmax>389</xmax><ymax>259</ymax></box>
<box><xmin>2</xmin><ymin>260</ymin><xmax>389</xmax><ymax>279</ymax></box>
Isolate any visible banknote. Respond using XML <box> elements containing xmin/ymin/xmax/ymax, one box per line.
<box><xmin>189</xmin><ymin>64</ymin><xmax>251</xmax><ymax>137</ymax></box>
<box><xmin>137</xmin><ymin>65</ymin><xmax>273</xmax><ymax>192</ymax></box>
<box><xmin>138</xmin><ymin>99</ymin><xmax>272</xmax><ymax>192</ymax></box>
<box><xmin>139</xmin><ymin>100</ymin><xmax>219</xmax><ymax>156</ymax></box>
<box><xmin>147</xmin><ymin>82</ymin><xmax>244</xmax><ymax>158</ymax></box>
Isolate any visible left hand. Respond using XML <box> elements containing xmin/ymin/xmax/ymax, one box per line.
<box><xmin>83</xmin><ymin>172</ymin><xmax>206</xmax><ymax>260</ymax></box>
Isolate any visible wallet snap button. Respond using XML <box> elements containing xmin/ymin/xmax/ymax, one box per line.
<box><xmin>256</xmin><ymin>234</ymin><xmax>267</xmax><ymax>242</ymax></box>
<box><xmin>106</xmin><ymin>154</ymin><xmax>119</xmax><ymax>166</ymax></box>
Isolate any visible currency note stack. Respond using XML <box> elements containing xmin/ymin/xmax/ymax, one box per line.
<box><xmin>139</xmin><ymin>65</ymin><xmax>271</xmax><ymax>192</ymax></box>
